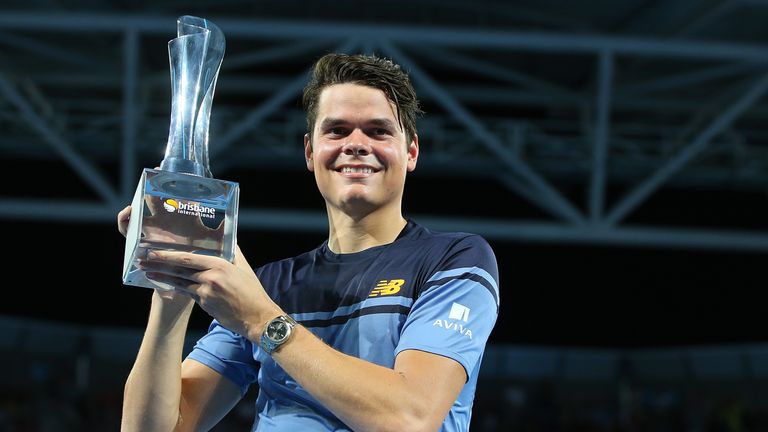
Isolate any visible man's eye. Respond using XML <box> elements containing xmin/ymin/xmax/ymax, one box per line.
<box><xmin>373</xmin><ymin>128</ymin><xmax>389</xmax><ymax>135</ymax></box>
<box><xmin>329</xmin><ymin>128</ymin><xmax>346</xmax><ymax>135</ymax></box>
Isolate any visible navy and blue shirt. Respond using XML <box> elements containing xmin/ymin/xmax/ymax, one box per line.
<box><xmin>188</xmin><ymin>219</ymin><xmax>500</xmax><ymax>432</ymax></box>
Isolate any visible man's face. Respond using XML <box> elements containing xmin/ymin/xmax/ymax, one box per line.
<box><xmin>304</xmin><ymin>83</ymin><xmax>418</xmax><ymax>218</ymax></box>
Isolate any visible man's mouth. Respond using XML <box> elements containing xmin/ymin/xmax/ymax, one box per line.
<box><xmin>339</xmin><ymin>166</ymin><xmax>375</xmax><ymax>174</ymax></box>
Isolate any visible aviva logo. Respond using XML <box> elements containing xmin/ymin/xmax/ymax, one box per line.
<box><xmin>369</xmin><ymin>279</ymin><xmax>405</xmax><ymax>297</ymax></box>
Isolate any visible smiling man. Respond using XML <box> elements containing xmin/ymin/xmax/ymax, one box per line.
<box><xmin>119</xmin><ymin>53</ymin><xmax>500</xmax><ymax>432</ymax></box>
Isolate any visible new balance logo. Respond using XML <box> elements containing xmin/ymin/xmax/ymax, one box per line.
<box><xmin>448</xmin><ymin>302</ymin><xmax>470</xmax><ymax>322</ymax></box>
<box><xmin>369</xmin><ymin>279</ymin><xmax>405</xmax><ymax>297</ymax></box>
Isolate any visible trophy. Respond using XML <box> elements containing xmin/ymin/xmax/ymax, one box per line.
<box><xmin>122</xmin><ymin>16</ymin><xmax>239</xmax><ymax>290</ymax></box>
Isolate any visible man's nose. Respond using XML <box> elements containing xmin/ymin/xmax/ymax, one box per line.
<box><xmin>342</xmin><ymin>135</ymin><xmax>371</xmax><ymax>156</ymax></box>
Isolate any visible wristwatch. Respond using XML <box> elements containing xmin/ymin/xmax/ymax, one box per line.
<box><xmin>260</xmin><ymin>315</ymin><xmax>298</xmax><ymax>355</ymax></box>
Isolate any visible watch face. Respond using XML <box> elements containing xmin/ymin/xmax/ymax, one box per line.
<box><xmin>267</xmin><ymin>320</ymin><xmax>289</xmax><ymax>342</ymax></box>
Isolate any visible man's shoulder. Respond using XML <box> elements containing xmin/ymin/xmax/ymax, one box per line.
<box><xmin>406</xmin><ymin>220</ymin><xmax>493</xmax><ymax>250</ymax></box>
<box><xmin>400</xmin><ymin>221</ymin><xmax>498</xmax><ymax>283</ymax></box>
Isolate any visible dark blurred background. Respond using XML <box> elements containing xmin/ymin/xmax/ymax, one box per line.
<box><xmin>1</xmin><ymin>0</ymin><xmax>767</xmax><ymax>430</ymax></box>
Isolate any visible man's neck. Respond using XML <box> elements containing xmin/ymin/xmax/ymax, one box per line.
<box><xmin>326</xmin><ymin>206</ymin><xmax>407</xmax><ymax>254</ymax></box>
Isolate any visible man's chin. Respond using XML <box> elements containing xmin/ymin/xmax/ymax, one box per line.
<box><xmin>337</xmin><ymin>196</ymin><xmax>378</xmax><ymax>214</ymax></box>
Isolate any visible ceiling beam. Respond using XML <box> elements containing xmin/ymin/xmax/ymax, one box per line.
<box><xmin>0</xmin><ymin>12</ymin><xmax>767</xmax><ymax>61</ymax></box>
<box><xmin>2</xmin><ymin>199</ymin><xmax>767</xmax><ymax>252</ymax></box>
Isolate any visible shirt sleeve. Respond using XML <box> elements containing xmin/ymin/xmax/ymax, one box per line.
<box><xmin>395</xmin><ymin>235</ymin><xmax>500</xmax><ymax>379</ymax></box>
<box><xmin>186</xmin><ymin>319</ymin><xmax>259</xmax><ymax>396</ymax></box>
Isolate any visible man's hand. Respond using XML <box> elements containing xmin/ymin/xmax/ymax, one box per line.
<box><xmin>118</xmin><ymin>205</ymin><xmax>133</xmax><ymax>237</ymax></box>
<box><xmin>138</xmin><ymin>246</ymin><xmax>282</xmax><ymax>340</ymax></box>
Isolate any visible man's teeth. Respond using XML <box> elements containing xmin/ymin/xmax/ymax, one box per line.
<box><xmin>341</xmin><ymin>166</ymin><xmax>373</xmax><ymax>174</ymax></box>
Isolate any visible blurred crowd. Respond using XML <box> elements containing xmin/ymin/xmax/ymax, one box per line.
<box><xmin>2</xmin><ymin>357</ymin><xmax>767</xmax><ymax>431</ymax></box>
<box><xmin>472</xmin><ymin>379</ymin><xmax>768</xmax><ymax>432</ymax></box>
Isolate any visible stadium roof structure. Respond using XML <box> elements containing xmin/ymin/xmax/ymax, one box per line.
<box><xmin>1</xmin><ymin>0</ymin><xmax>767</xmax><ymax>345</ymax></box>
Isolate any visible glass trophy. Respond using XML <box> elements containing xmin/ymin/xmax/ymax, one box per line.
<box><xmin>122</xmin><ymin>16</ymin><xmax>239</xmax><ymax>290</ymax></box>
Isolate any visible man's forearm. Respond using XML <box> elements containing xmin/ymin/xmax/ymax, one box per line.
<box><xmin>122</xmin><ymin>293</ymin><xmax>195</xmax><ymax>432</ymax></box>
<box><xmin>271</xmin><ymin>326</ymin><xmax>443</xmax><ymax>432</ymax></box>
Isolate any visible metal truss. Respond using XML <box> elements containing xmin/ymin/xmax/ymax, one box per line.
<box><xmin>1</xmin><ymin>11</ymin><xmax>768</xmax><ymax>251</ymax></box>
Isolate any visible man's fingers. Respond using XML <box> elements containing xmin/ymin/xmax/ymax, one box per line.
<box><xmin>156</xmin><ymin>289</ymin><xmax>178</xmax><ymax>300</ymax></box>
<box><xmin>139</xmin><ymin>261</ymin><xmax>202</xmax><ymax>283</ymax></box>
<box><xmin>145</xmin><ymin>250</ymin><xmax>223</xmax><ymax>271</ymax></box>
<box><xmin>146</xmin><ymin>272</ymin><xmax>201</xmax><ymax>300</ymax></box>
<box><xmin>117</xmin><ymin>205</ymin><xmax>132</xmax><ymax>236</ymax></box>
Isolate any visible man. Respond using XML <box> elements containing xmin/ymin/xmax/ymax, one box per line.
<box><xmin>119</xmin><ymin>53</ymin><xmax>499</xmax><ymax>432</ymax></box>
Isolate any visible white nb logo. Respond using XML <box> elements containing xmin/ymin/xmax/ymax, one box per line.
<box><xmin>448</xmin><ymin>302</ymin><xmax>470</xmax><ymax>322</ymax></box>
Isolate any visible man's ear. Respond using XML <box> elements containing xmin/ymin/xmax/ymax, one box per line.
<box><xmin>304</xmin><ymin>133</ymin><xmax>314</xmax><ymax>172</ymax></box>
<box><xmin>407</xmin><ymin>134</ymin><xmax>419</xmax><ymax>172</ymax></box>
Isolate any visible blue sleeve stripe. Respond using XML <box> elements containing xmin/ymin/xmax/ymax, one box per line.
<box><xmin>300</xmin><ymin>304</ymin><xmax>411</xmax><ymax>328</ymax></box>
<box><xmin>292</xmin><ymin>296</ymin><xmax>414</xmax><ymax>322</ymax></box>
<box><xmin>428</xmin><ymin>266</ymin><xmax>498</xmax><ymax>292</ymax></box>
<box><xmin>424</xmin><ymin>270</ymin><xmax>499</xmax><ymax>311</ymax></box>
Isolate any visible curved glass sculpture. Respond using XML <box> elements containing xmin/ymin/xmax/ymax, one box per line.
<box><xmin>123</xmin><ymin>16</ymin><xmax>239</xmax><ymax>290</ymax></box>
<box><xmin>161</xmin><ymin>15</ymin><xmax>225</xmax><ymax>178</ymax></box>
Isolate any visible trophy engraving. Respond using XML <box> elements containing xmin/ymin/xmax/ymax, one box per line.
<box><xmin>122</xmin><ymin>16</ymin><xmax>239</xmax><ymax>290</ymax></box>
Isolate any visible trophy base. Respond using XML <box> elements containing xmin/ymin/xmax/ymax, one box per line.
<box><xmin>122</xmin><ymin>168</ymin><xmax>240</xmax><ymax>290</ymax></box>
